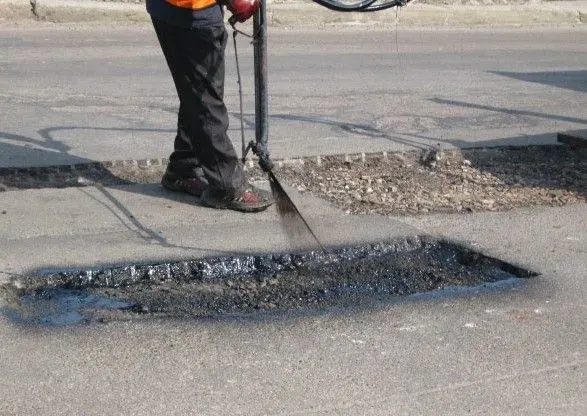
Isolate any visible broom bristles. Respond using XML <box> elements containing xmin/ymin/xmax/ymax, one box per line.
<box><xmin>268</xmin><ymin>171</ymin><xmax>326</xmax><ymax>253</ymax></box>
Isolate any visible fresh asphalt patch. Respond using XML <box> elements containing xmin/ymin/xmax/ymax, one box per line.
<box><xmin>2</xmin><ymin>144</ymin><xmax>567</xmax><ymax>326</ymax></box>
<box><xmin>0</xmin><ymin>237</ymin><xmax>538</xmax><ymax>326</ymax></box>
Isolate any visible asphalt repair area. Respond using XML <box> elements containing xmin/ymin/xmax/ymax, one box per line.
<box><xmin>0</xmin><ymin>177</ymin><xmax>584</xmax><ymax>414</ymax></box>
<box><xmin>0</xmin><ymin>143</ymin><xmax>581</xmax><ymax>325</ymax></box>
<box><xmin>1</xmin><ymin>237</ymin><xmax>537</xmax><ymax>325</ymax></box>
<box><xmin>0</xmin><ymin>23</ymin><xmax>585</xmax><ymax>414</ymax></box>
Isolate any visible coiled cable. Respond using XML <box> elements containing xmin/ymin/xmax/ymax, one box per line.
<box><xmin>311</xmin><ymin>0</ymin><xmax>411</xmax><ymax>12</ymax></box>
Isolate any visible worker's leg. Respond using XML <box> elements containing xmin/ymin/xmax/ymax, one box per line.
<box><xmin>152</xmin><ymin>18</ymin><xmax>246</xmax><ymax>198</ymax></box>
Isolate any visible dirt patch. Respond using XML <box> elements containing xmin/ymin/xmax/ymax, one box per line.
<box><xmin>1</xmin><ymin>145</ymin><xmax>585</xmax><ymax>216</ymax></box>
<box><xmin>263</xmin><ymin>145</ymin><xmax>586</xmax><ymax>215</ymax></box>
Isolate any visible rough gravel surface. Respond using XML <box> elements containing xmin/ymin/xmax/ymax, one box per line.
<box><xmin>266</xmin><ymin>145</ymin><xmax>587</xmax><ymax>216</ymax></box>
<box><xmin>1</xmin><ymin>145</ymin><xmax>585</xmax><ymax>216</ymax></box>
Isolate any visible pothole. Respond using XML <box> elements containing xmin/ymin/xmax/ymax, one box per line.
<box><xmin>0</xmin><ymin>237</ymin><xmax>538</xmax><ymax>326</ymax></box>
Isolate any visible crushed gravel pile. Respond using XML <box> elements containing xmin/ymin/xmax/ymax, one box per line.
<box><xmin>1</xmin><ymin>145</ymin><xmax>585</xmax><ymax>216</ymax></box>
<box><xmin>267</xmin><ymin>145</ymin><xmax>586</xmax><ymax>215</ymax></box>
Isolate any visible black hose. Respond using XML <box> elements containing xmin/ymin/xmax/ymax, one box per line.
<box><xmin>311</xmin><ymin>0</ymin><xmax>411</xmax><ymax>12</ymax></box>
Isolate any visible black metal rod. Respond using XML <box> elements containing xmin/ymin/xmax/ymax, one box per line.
<box><xmin>253</xmin><ymin>0</ymin><xmax>269</xmax><ymax>162</ymax></box>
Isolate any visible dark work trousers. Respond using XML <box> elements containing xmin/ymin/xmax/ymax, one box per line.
<box><xmin>152</xmin><ymin>18</ymin><xmax>246</xmax><ymax>198</ymax></box>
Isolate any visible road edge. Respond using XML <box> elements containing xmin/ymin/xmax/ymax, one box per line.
<box><xmin>1</xmin><ymin>0</ymin><xmax>585</xmax><ymax>27</ymax></box>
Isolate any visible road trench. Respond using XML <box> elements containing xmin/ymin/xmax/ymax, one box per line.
<box><xmin>0</xmin><ymin>237</ymin><xmax>538</xmax><ymax>326</ymax></box>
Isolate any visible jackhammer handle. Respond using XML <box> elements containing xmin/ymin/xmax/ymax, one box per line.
<box><xmin>247</xmin><ymin>140</ymin><xmax>274</xmax><ymax>172</ymax></box>
<box><xmin>258</xmin><ymin>155</ymin><xmax>274</xmax><ymax>172</ymax></box>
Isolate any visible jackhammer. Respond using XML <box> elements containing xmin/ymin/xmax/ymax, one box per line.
<box><xmin>235</xmin><ymin>0</ymin><xmax>411</xmax><ymax>170</ymax></box>
<box><xmin>230</xmin><ymin>0</ymin><xmax>412</xmax><ymax>249</ymax></box>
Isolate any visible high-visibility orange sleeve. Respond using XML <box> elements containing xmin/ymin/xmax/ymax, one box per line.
<box><xmin>165</xmin><ymin>0</ymin><xmax>217</xmax><ymax>10</ymax></box>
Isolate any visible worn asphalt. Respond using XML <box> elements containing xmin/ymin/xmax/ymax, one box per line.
<box><xmin>1</xmin><ymin>25</ymin><xmax>586</xmax><ymax>167</ymax></box>
<box><xmin>1</xmin><ymin>193</ymin><xmax>585</xmax><ymax>414</ymax></box>
<box><xmin>0</xmin><ymin>6</ymin><xmax>586</xmax><ymax>415</ymax></box>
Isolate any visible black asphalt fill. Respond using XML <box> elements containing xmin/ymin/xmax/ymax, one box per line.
<box><xmin>1</xmin><ymin>237</ymin><xmax>538</xmax><ymax>325</ymax></box>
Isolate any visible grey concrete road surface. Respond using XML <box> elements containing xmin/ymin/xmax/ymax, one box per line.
<box><xmin>0</xmin><ymin>187</ymin><xmax>585</xmax><ymax>414</ymax></box>
<box><xmin>1</xmin><ymin>22</ymin><xmax>586</xmax><ymax>415</ymax></box>
<box><xmin>1</xmin><ymin>24</ymin><xmax>586</xmax><ymax>167</ymax></box>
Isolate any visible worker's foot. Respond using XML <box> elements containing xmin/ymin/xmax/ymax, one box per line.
<box><xmin>161</xmin><ymin>168</ymin><xmax>208</xmax><ymax>198</ymax></box>
<box><xmin>201</xmin><ymin>185</ymin><xmax>274</xmax><ymax>213</ymax></box>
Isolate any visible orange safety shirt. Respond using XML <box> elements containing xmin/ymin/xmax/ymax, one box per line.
<box><xmin>146</xmin><ymin>0</ymin><xmax>223</xmax><ymax>28</ymax></box>
<box><xmin>165</xmin><ymin>0</ymin><xmax>217</xmax><ymax>10</ymax></box>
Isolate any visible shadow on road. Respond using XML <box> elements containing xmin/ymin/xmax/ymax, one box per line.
<box><xmin>2</xmin><ymin>92</ymin><xmax>586</xmax><ymax>264</ymax></box>
<box><xmin>0</xmin><ymin>128</ymin><xmax>237</xmax><ymax>258</ymax></box>
<box><xmin>430</xmin><ymin>97</ymin><xmax>587</xmax><ymax>126</ymax></box>
<box><xmin>489</xmin><ymin>70</ymin><xmax>587</xmax><ymax>93</ymax></box>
